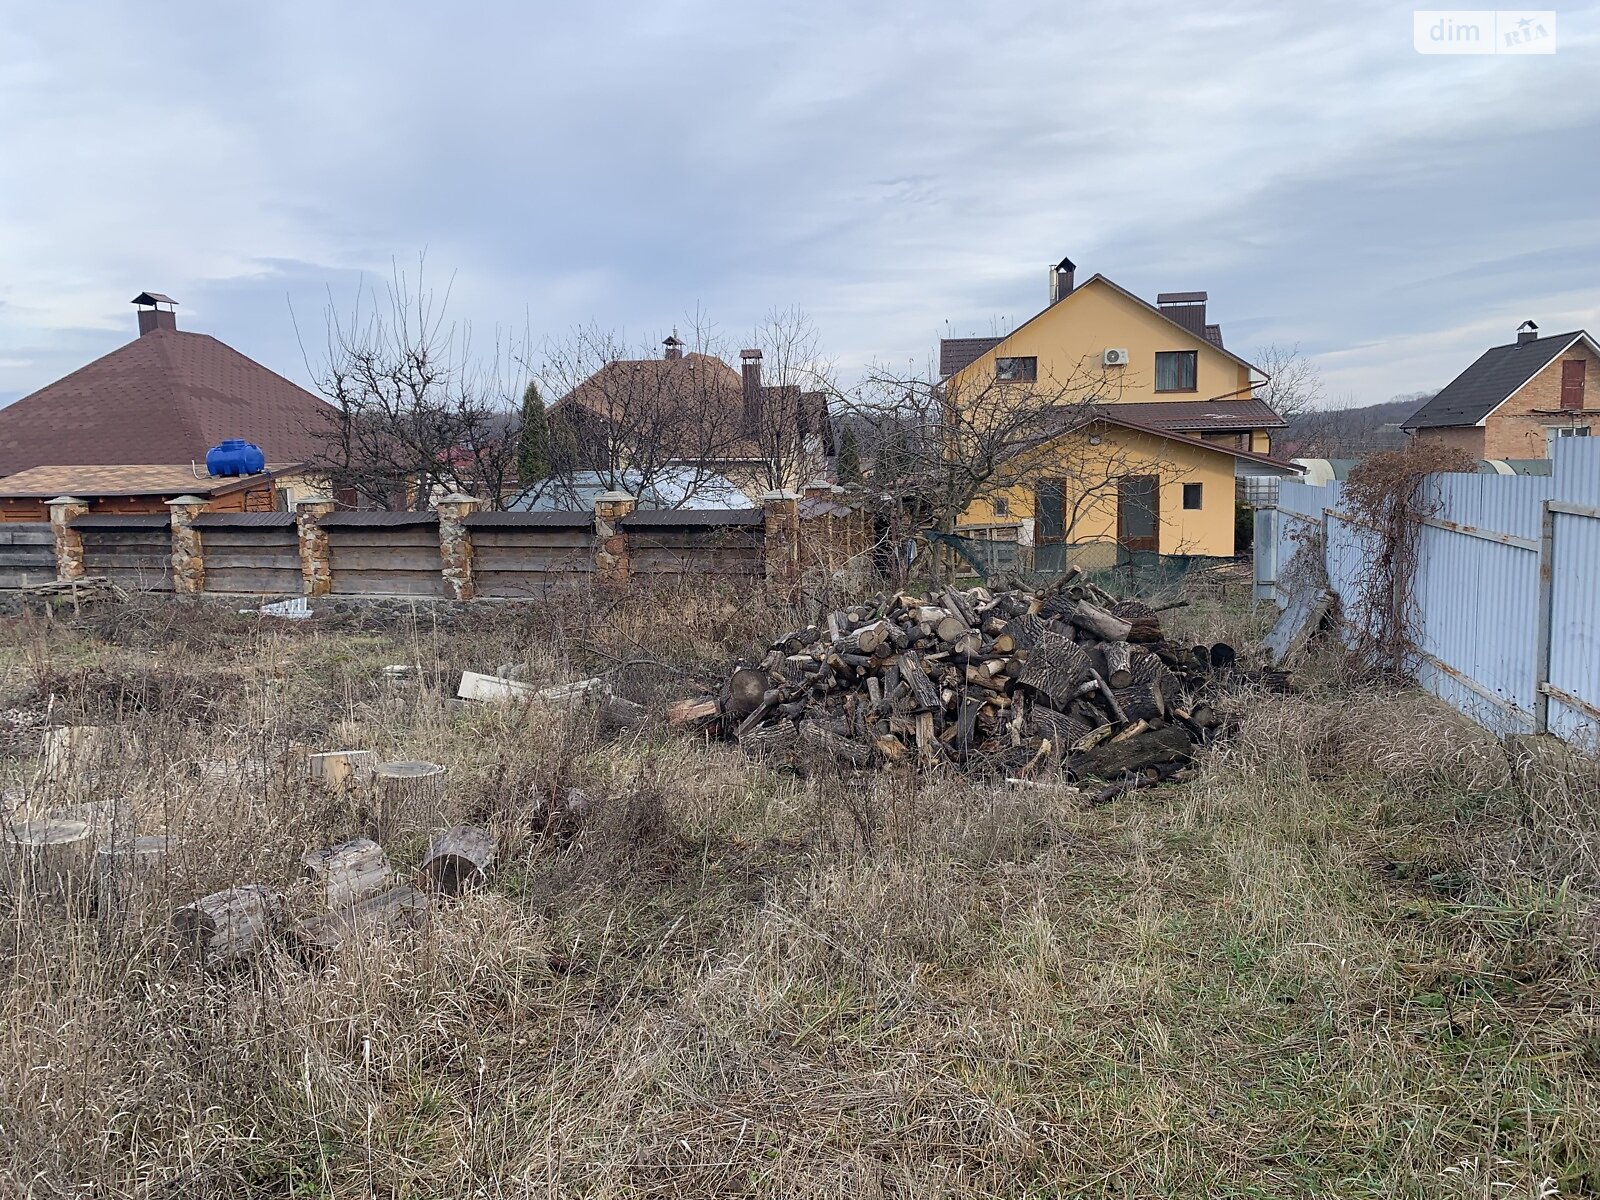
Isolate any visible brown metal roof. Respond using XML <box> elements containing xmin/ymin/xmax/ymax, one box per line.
<box><xmin>0</xmin><ymin>328</ymin><xmax>338</xmax><ymax>477</ymax></box>
<box><xmin>939</xmin><ymin>336</ymin><xmax>1004</xmax><ymax>378</ymax></box>
<box><xmin>1098</xmin><ymin>398</ymin><xmax>1286</xmax><ymax>432</ymax></box>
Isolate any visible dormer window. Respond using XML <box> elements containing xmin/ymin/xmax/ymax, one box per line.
<box><xmin>995</xmin><ymin>356</ymin><xmax>1037</xmax><ymax>383</ymax></box>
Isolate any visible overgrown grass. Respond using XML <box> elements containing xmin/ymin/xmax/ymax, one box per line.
<box><xmin>0</xmin><ymin>580</ymin><xmax>1595</xmax><ymax>1198</ymax></box>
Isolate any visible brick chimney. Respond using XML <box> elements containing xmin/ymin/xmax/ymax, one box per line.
<box><xmin>1517</xmin><ymin>320</ymin><xmax>1540</xmax><ymax>345</ymax></box>
<box><xmin>1049</xmin><ymin>256</ymin><xmax>1076</xmax><ymax>305</ymax></box>
<box><xmin>132</xmin><ymin>291</ymin><xmax>178</xmax><ymax>336</ymax></box>
<box><xmin>662</xmin><ymin>332</ymin><xmax>683</xmax><ymax>361</ymax></box>
<box><xmin>740</xmin><ymin>348</ymin><xmax>764</xmax><ymax>428</ymax></box>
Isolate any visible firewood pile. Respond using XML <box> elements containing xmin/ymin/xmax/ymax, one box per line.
<box><xmin>688</xmin><ymin>574</ymin><xmax>1274</xmax><ymax>795</ymax></box>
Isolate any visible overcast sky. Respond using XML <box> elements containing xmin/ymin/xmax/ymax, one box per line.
<box><xmin>3</xmin><ymin>1</ymin><xmax>1597</xmax><ymax>411</ymax></box>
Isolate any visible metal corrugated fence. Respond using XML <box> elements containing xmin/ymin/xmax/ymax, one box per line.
<box><xmin>1256</xmin><ymin>439</ymin><xmax>1600</xmax><ymax>745</ymax></box>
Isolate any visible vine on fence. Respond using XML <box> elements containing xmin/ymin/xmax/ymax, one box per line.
<box><xmin>1339</xmin><ymin>444</ymin><xmax>1476</xmax><ymax>680</ymax></box>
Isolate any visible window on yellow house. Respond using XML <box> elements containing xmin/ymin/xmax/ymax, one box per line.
<box><xmin>993</xmin><ymin>496</ymin><xmax>1010</xmax><ymax>518</ymax></box>
<box><xmin>1036</xmin><ymin>479</ymin><xmax>1065</xmax><ymax>542</ymax></box>
<box><xmin>1155</xmin><ymin>351</ymin><xmax>1197</xmax><ymax>392</ymax></box>
<box><xmin>995</xmin><ymin>356</ymin><xmax>1037</xmax><ymax>383</ymax></box>
<box><xmin>1182</xmin><ymin>482</ymin><xmax>1203</xmax><ymax>510</ymax></box>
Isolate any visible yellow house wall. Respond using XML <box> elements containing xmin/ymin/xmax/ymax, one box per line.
<box><xmin>947</xmin><ymin>277</ymin><xmax>1254</xmax><ymax>405</ymax></box>
<box><xmin>961</xmin><ymin>427</ymin><xmax>1240</xmax><ymax>557</ymax></box>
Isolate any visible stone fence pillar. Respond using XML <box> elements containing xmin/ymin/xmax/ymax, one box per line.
<box><xmin>593</xmin><ymin>491</ymin><xmax>636</xmax><ymax>586</ymax></box>
<box><xmin>297</xmin><ymin>499</ymin><xmax>336</xmax><ymax>596</ymax></box>
<box><xmin>46</xmin><ymin>495</ymin><xmax>90</xmax><ymax>581</ymax></box>
<box><xmin>762</xmin><ymin>490</ymin><xmax>801</xmax><ymax>594</ymax></box>
<box><xmin>435</xmin><ymin>492</ymin><xmax>480</xmax><ymax>601</ymax></box>
<box><xmin>167</xmin><ymin>494</ymin><xmax>210</xmax><ymax>595</ymax></box>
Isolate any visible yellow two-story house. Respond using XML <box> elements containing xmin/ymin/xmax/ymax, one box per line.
<box><xmin>944</xmin><ymin>257</ymin><xmax>1298</xmax><ymax>561</ymax></box>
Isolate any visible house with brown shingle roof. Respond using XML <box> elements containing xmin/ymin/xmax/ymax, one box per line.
<box><xmin>0</xmin><ymin>293</ymin><xmax>337</xmax><ymax>518</ymax></box>
<box><xmin>0</xmin><ymin>293</ymin><xmax>338</xmax><ymax>475</ymax></box>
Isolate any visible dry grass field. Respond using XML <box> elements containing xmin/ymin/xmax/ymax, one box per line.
<box><xmin>0</xmin><ymin>581</ymin><xmax>1597</xmax><ymax>1199</ymax></box>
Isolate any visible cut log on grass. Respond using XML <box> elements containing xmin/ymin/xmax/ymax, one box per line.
<box><xmin>1102</xmin><ymin>640</ymin><xmax>1133</xmax><ymax>689</ymax></box>
<box><xmin>3</xmin><ymin>817</ymin><xmax>92</xmax><ymax>908</ymax></box>
<box><xmin>598</xmin><ymin>694</ymin><xmax>649</xmax><ymax>735</ymax></box>
<box><xmin>291</xmin><ymin>885</ymin><xmax>428</xmax><ymax>959</ymax></box>
<box><xmin>96</xmin><ymin>833</ymin><xmax>177</xmax><ymax>925</ymax></box>
<box><xmin>419</xmin><ymin>825</ymin><xmax>496</xmax><ymax>895</ymax></box>
<box><xmin>307</xmin><ymin>750</ymin><xmax>378</xmax><ymax>792</ymax></box>
<box><xmin>302</xmin><ymin>838</ymin><xmax>392</xmax><ymax>910</ymax></box>
<box><xmin>666</xmin><ymin>696</ymin><xmax>719</xmax><ymax>731</ymax></box>
<box><xmin>174</xmin><ymin>884</ymin><xmax>284</xmax><ymax>965</ymax></box>
<box><xmin>738</xmin><ymin>720</ymin><xmax>800</xmax><ymax>762</ymax></box>
<box><xmin>798</xmin><ymin>720</ymin><xmax>875</xmax><ymax>768</ymax></box>
<box><xmin>374</xmin><ymin>761</ymin><xmax>448</xmax><ymax>838</ymax></box>
<box><xmin>1068</xmin><ymin>724</ymin><xmax>1192</xmax><ymax>781</ymax></box>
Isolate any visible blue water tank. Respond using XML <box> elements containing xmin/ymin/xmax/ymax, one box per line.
<box><xmin>205</xmin><ymin>439</ymin><xmax>267</xmax><ymax>477</ymax></box>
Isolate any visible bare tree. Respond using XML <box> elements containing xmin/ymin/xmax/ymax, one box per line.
<box><xmin>739</xmin><ymin>307</ymin><xmax>837</xmax><ymax>495</ymax></box>
<box><xmin>1251</xmin><ymin>343</ymin><xmax>1325</xmax><ymax>424</ymax></box>
<box><xmin>839</xmin><ymin>355</ymin><xmax>1195</xmax><ymax>583</ymax></box>
<box><xmin>300</xmin><ymin>261</ymin><xmax>526</xmax><ymax>510</ymax></box>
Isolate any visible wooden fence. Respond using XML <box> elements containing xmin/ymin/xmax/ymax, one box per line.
<box><xmin>1</xmin><ymin>489</ymin><xmax>871</xmax><ymax>600</ymax></box>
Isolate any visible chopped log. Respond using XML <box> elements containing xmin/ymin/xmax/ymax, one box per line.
<box><xmin>1209</xmin><ymin>643</ymin><xmax>1237</xmax><ymax>671</ymax></box>
<box><xmin>739</xmin><ymin>720</ymin><xmax>800</xmax><ymax>762</ymax></box>
<box><xmin>934</xmin><ymin>615</ymin><xmax>967</xmax><ymax>644</ymax></box>
<box><xmin>599</xmin><ymin>695</ymin><xmax>649</xmax><ymax>734</ymax></box>
<box><xmin>533</xmin><ymin>678</ymin><xmax>611</xmax><ymax>706</ymax></box>
<box><xmin>898</xmin><ymin>652</ymin><xmax>941</xmax><ymax>711</ymax></box>
<box><xmin>1102</xmin><ymin>641</ymin><xmax>1133</xmax><ymax>689</ymax></box>
<box><xmin>419</xmin><ymin>825</ymin><xmax>497</xmax><ymax>895</ymax></box>
<box><xmin>915</xmin><ymin>711</ymin><xmax>937</xmax><ymax>759</ymax></box>
<box><xmin>457</xmin><ymin>670</ymin><xmax>538</xmax><ymax>703</ymax></box>
<box><xmin>291</xmin><ymin>884</ymin><xmax>428</xmax><ymax>959</ymax></box>
<box><xmin>798</xmin><ymin>721</ymin><xmax>875</xmax><ymax>768</ymax></box>
<box><xmin>1070</xmin><ymin>722</ymin><xmax>1118</xmax><ymax>754</ymax></box>
<box><xmin>96</xmin><ymin>833</ymin><xmax>177</xmax><ymax>924</ymax></box>
<box><xmin>374</xmin><ymin>761</ymin><xmax>448</xmax><ymax>838</ymax></box>
<box><xmin>3</xmin><ymin>817</ymin><xmax>92</xmax><ymax>908</ymax></box>
<box><xmin>873</xmin><ymin>734</ymin><xmax>909</xmax><ymax>763</ymax></box>
<box><xmin>666</xmin><ymin>696</ymin><xmax>719</xmax><ymax>731</ymax></box>
<box><xmin>1112</xmin><ymin>681</ymin><xmax>1168</xmax><ymax>724</ymax></box>
<box><xmin>1016</xmin><ymin>639</ymin><xmax>1094</xmax><ymax>708</ymax></box>
<box><xmin>174</xmin><ymin>884</ymin><xmax>284</xmax><ymax>965</ymax></box>
<box><xmin>1068</xmin><ymin>724</ymin><xmax>1192</xmax><ymax>781</ymax></box>
<box><xmin>307</xmin><ymin>750</ymin><xmax>378</xmax><ymax>792</ymax></box>
<box><xmin>1066</xmin><ymin>601</ymin><xmax>1133</xmax><ymax>642</ymax></box>
<box><xmin>724</xmin><ymin>667</ymin><xmax>770</xmax><ymax>719</ymax></box>
<box><xmin>1027</xmin><ymin>704</ymin><xmax>1093</xmax><ymax>751</ymax></box>
<box><xmin>302</xmin><ymin>838</ymin><xmax>392</xmax><ymax>910</ymax></box>
<box><xmin>942</xmin><ymin>586</ymin><xmax>980</xmax><ymax>630</ymax></box>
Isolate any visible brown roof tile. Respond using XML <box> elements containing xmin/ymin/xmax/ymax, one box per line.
<box><xmin>0</xmin><ymin>328</ymin><xmax>338</xmax><ymax>477</ymax></box>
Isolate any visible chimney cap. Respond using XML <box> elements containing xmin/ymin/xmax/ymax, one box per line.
<box><xmin>740</xmin><ymin>348</ymin><xmax>763</xmax><ymax>360</ymax></box>
<box><xmin>662</xmin><ymin>334</ymin><xmax>682</xmax><ymax>346</ymax></box>
<box><xmin>132</xmin><ymin>292</ymin><xmax>178</xmax><ymax>309</ymax></box>
<box><xmin>1054</xmin><ymin>255</ymin><xmax>1076</xmax><ymax>272</ymax></box>
<box><xmin>1517</xmin><ymin>319</ymin><xmax>1539</xmax><ymax>333</ymax></box>
<box><xmin>1156</xmin><ymin>291</ymin><xmax>1208</xmax><ymax>305</ymax></box>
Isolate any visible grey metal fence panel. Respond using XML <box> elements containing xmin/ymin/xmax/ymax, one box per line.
<box><xmin>1267</xmin><ymin>440</ymin><xmax>1600</xmax><ymax>745</ymax></box>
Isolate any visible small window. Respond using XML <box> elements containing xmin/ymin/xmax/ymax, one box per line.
<box><xmin>1182</xmin><ymin>482</ymin><xmax>1203</xmax><ymax>510</ymax></box>
<box><xmin>1155</xmin><ymin>351</ymin><xmax>1197</xmax><ymax>392</ymax></box>
<box><xmin>995</xmin><ymin>356</ymin><xmax>1037</xmax><ymax>383</ymax></box>
<box><xmin>992</xmin><ymin>496</ymin><xmax>1010</xmax><ymax>518</ymax></box>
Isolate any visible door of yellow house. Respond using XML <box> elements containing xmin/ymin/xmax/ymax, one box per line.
<box><xmin>1117</xmin><ymin>476</ymin><xmax>1159</xmax><ymax>553</ymax></box>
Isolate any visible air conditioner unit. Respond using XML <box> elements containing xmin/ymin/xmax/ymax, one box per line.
<box><xmin>1102</xmin><ymin>348</ymin><xmax>1130</xmax><ymax>367</ymax></box>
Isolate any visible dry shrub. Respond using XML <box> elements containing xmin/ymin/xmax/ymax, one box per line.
<box><xmin>1341</xmin><ymin>443</ymin><xmax>1477</xmax><ymax>679</ymax></box>
<box><xmin>1504</xmin><ymin>735</ymin><xmax>1600</xmax><ymax>889</ymax></box>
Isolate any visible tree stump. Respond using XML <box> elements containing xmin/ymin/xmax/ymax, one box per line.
<box><xmin>307</xmin><ymin>750</ymin><xmax>378</xmax><ymax>792</ymax></box>
<box><xmin>38</xmin><ymin>725</ymin><xmax>114</xmax><ymax>788</ymax></box>
<box><xmin>374</xmin><ymin>761</ymin><xmax>448</xmax><ymax>838</ymax></box>
<box><xmin>96</xmin><ymin>833</ymin><xmax>178</xmax><ymax>925</ymax></box>
<box><xmin>419</xmin><ymin>825</ymin><xmax>496</xmax><ymax>895</ymax></box>
<box><xmin>173</xmin><ymin>884</ymin><xmax>284</xmax><ymax>964</ymax></box>
<box><xmin>2</xmin><ymin>817</ymin><xmax>92</xmax><ymax>908</ymax></box>
<box><xmin>302</xmin><ymin>838</ymin><xmax>392</xmax><ymax>910</ymax></box>
<box><xmin>53</xmin><ymin>798</ymin><xmax>127</xmax><ymax>847</ymax></box>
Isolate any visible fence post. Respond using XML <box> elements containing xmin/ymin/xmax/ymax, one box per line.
<box><xmin>167</xmin><ymin>494</ymin><xmax>209</xmax><ymax>595</ymax></box>
<box><xmin>46</xmin><ymin>495</ymin><xmax>89</xmax><ymax>581</ymax></box>
<box><xmin>593</xmin><ymin>491</ymin><xmax>636</xmax><ymax>586</ymax></box>
<box><xmin>1533</xmin><ymin>500</ymin><xmax>1556</xmax><ymax>734</ymax></box>
<box><xmin>297</xmin><ymin>499</ymin><xmax>336</xmax><ymax>596</ymax></box>
<box><xmin>762</xmin><ymin>490</ymin><xmax>801</xmax><ymax>594</ymax></box>
<box><xmin>435</xmin><ymin>493</ymin><xmax>480</xmax><ymax>601</ymax></box>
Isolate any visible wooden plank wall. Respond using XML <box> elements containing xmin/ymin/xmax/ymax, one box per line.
<box><xmin>627</xmin><ymin>521</ymin><xmax>764</xmax><ymax>578</ymax></box>
<box><xmin>196</xmin><ymin>520</ymin><xmax>303</xmax><ymax>594</ymax></box>
<box><xmin>0</xmin><ymin>523</ymin><xmax>56</xmax><ymax>588</ymax></box>
<box><xmin>472</xmin><ymin>526</ymin><xmax>596</xmax><ymax>598</ymax></box>
<box><xmin>325</xmin><ymin>521</ymin><xmax>447</xmax><ymax>597</ymax></box>
<box><xmin>80</xmin><ymin>527</ymin><xmax>174</xmax><ymax>591</ymax></box>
